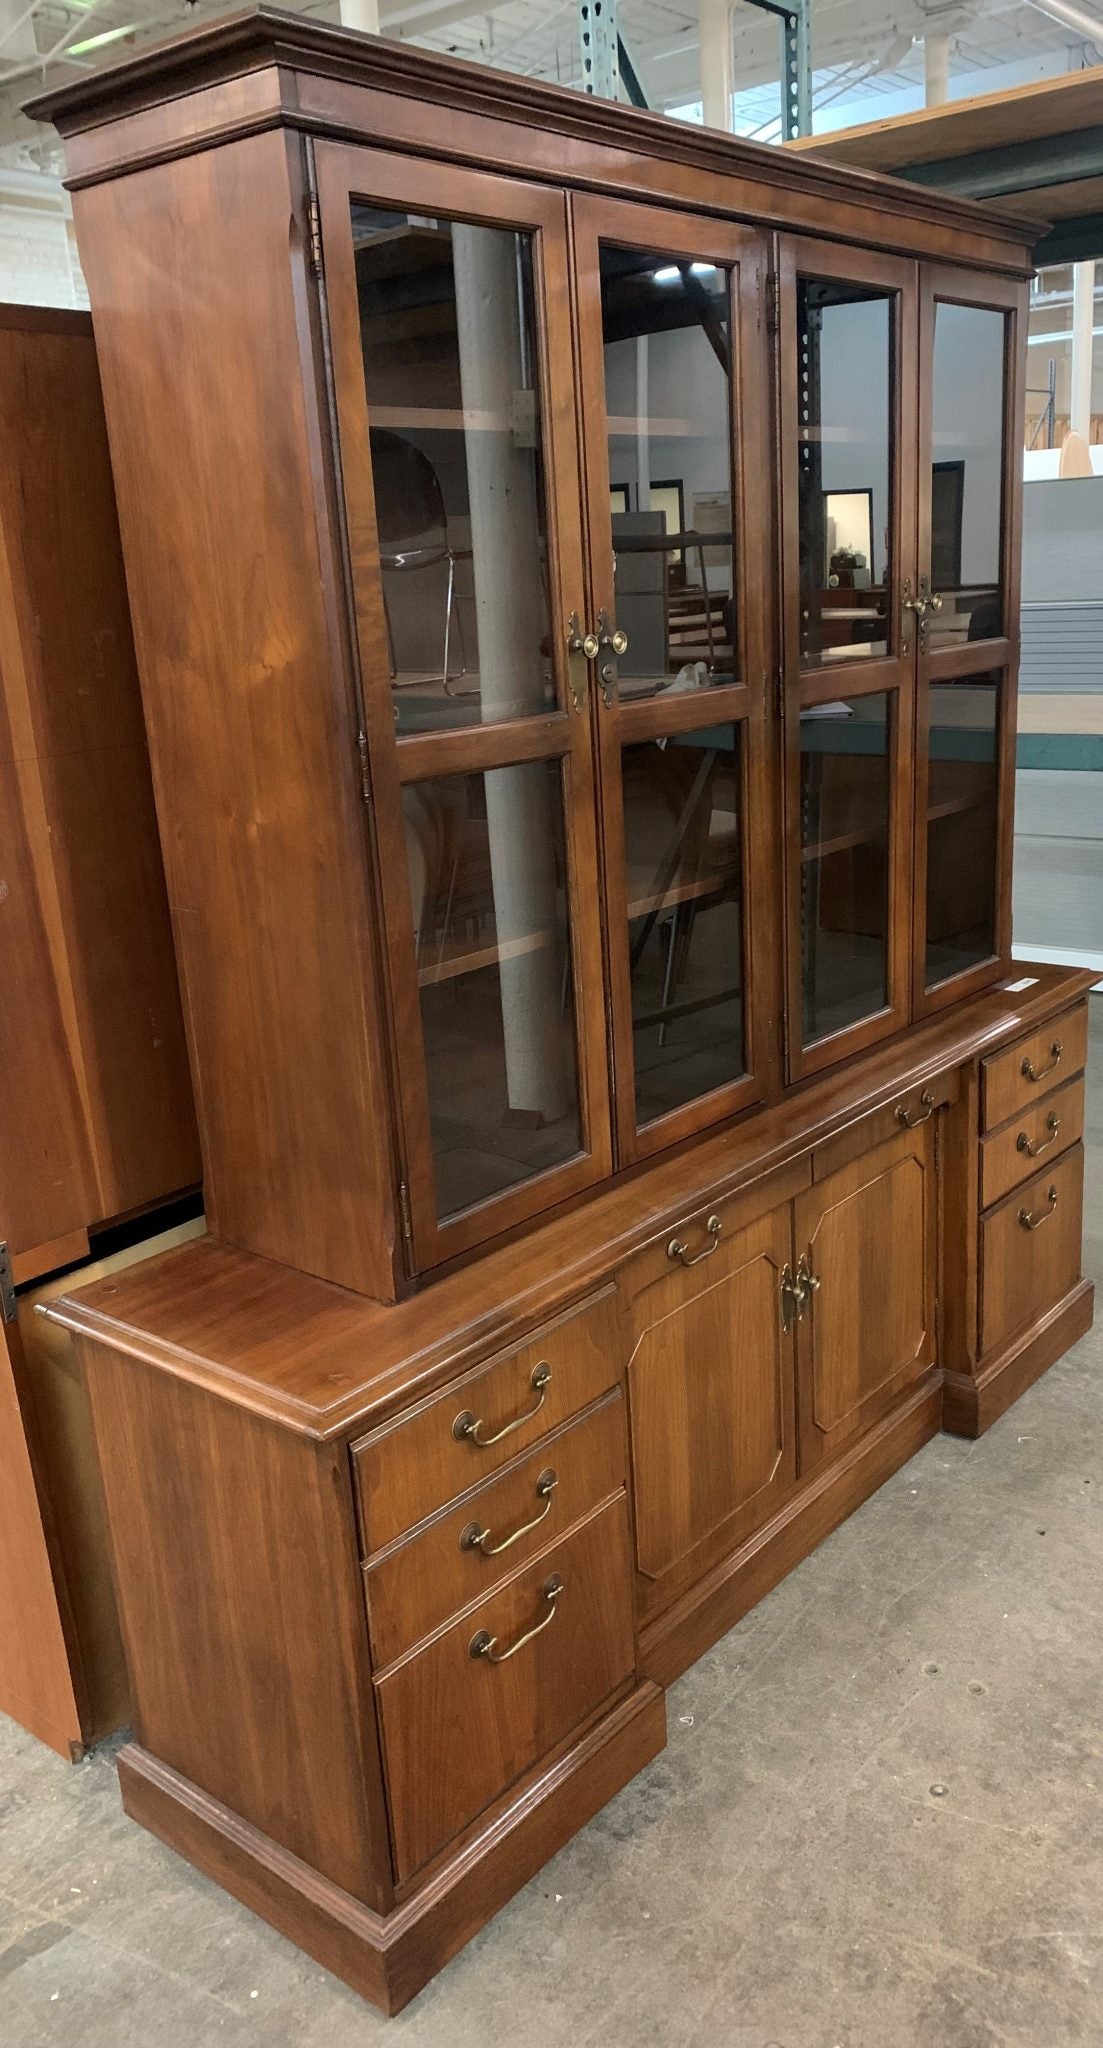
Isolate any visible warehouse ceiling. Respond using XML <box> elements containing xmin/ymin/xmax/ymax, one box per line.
<box><xmin>1</xmin><ymin>0</ymin><xmax>1101</xmax><ymax>159</ymax></box>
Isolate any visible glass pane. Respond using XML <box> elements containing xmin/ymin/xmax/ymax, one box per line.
<box><xmin>622</xmin><ymin>726</ymin><xmax>745</xmax><ymax>1127</ymax></box>
<box><xmin>404</xmin><ymin>761</ymin><xmax>582</xmax><ymax>1222</ymax></box>
<box><xmin>797</xmin><ymin>280</ymin><xmax>893</xmax><ymax>668</ymax></box>
<box><xmin>352</xmin><ymin>204</ymin><xmax>555</xmax><ymax>735</ymax></box>
<box><xmin>800</xmin><ymin>694</ymin><xmax>891</xmax><ymax>1043</ymax></box>
<box><xmin>599</xmin><ymin>246</ymin><xmax>739</xmax><ymax>702</ymax></box>
<box><xmin>925</xmin><ymin>673</ymin><xmax>1000</xmax><ymax>986</ymax></box>
<box><xmin>928</xmin><ymin>303</ymin><xmax>1007</xmax><ymax>647</ymax></box>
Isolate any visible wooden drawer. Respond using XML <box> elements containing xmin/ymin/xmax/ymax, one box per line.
<box><xmin>812</xmin><ymin>1068</ymin><xmax>958</xmax><ymax>1182</ymax></box>
<box><xmin>364</xmin><ymin>1392</ymin><xmax>625</xmax><ymax>1669</ymax></box>
<box><xmin>980</xmin><ymin>1144</ymin><xmax>1085</xmax><ymax>1358</ymax></box>
<box><xmin>982</xmin><ymin>1003</ymin><xmax>1088</xmax><ymax>1133</ymax></box>
<box><xmin>375</xmin><ymin>1493</ymin><xmax>635</xmax><ymax>1880</ymax></box>
<box><xmin>980</xmin><ymin>1076</ymin><xmax>1085</xmax><ymax>1211</ymax></box>
<box><xmin>352</xmin><ymin>1289</ymin><xmax>621</xmax><ymax>1552</ymax></box>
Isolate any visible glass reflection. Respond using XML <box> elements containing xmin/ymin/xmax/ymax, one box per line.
<box><xmin>599</xmin><ymin>246</ymin><xmax>739</xmax><ymax>700</ymax></box>
<box><xmin>621</xmin><ymin>727</ymin><xmax>745</xmax><ymax>1127</ymax></box>
<box><xmin>353</xmin><ymin>204</ymin><xmax>554</xmax><ymax>734</ymax></box>
<box><xmin>800</xmin><ymin>694</ymin><xmax>891</xmax><ymax>1043</ymax></box>
<box><xmin>797</xmin><ymin>279</ymin><xmax>893</xmax><ymax>667</ymax></box>
<box><xmin>925</xmin><ymin>674</ymin><xmax>1000</xmax><ymax>985</ymax></box>
<box><xmin>928</xmin><ymin>303</ymin><xmax>1007</xmax><ymax>646</ymax></box>
<box><xmin>404</xmin><ymin>761</ymin><xmax>582</xmax><ymax>1220</ymax></box>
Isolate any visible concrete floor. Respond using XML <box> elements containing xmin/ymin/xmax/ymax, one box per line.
<box><xmin>2</xmin><ymin>998</ymin><xmax>1102</xmax><ymax>2048</ymax></box>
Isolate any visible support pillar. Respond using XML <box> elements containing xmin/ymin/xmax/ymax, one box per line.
<box><xmin>339</xmin><ymin>0</ymin><xmax>380</xmax><ymax>34</ymax></box>
<box><xmin>1070</xmin><ymin>260</ymin><xmax>1095</xmax><ymax>444</ymax></box>
<box><xmin>699</xmin><ymin>0</ymin><xmax>734</xmax><ymax>132</ymax></box>
<box><xmin>924</xmin><ymin>32</ymin><xmax>949</xmax><ymax>106</ymax></box>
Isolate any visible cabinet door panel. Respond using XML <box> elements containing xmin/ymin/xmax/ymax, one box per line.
<box><xmin>620</xmin><ymin>1202</ymin><xmax>796</xmax><ymax>1615</ymax></box>
<box><xmin>777</xmin><ymin>238</ymin><xmax>918</xmax><ymax>1081</ymax></box>
<box><xmin>571</xmin><ymin>194</ymin><xmax>780</xmax><ymax>1165</ymax></box>
<box><xmin>317</xmin><ymin>143</ymin><xmax>613</xmax><ymax>1270</ymax></box>
<box><xmin>795</xmin><ymin>1122</ymin><xmax>937</xmax><ymax>1472</ymax></box>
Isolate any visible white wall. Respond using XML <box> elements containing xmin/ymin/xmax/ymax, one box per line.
<box><xmin>0</xmin><ymin>164</ymin><xmax>87</xmax><ymax>307</ymax></box>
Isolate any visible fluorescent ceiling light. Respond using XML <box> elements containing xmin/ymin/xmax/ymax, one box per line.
<box><xmin>652</xmin><ymin>262</ymin><xmax>718</xmax><ymax>282</ymax></box>
<box><xmin>68</xmin><ymin>22</ymin><xmax>138</xmax><ymax>55</ymax></box>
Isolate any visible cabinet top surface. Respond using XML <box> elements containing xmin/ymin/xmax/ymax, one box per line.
<box><xmin>26</xmin><ymin>4</ymin><xmax>1035</xmax><ymax>259</ymax></box>
<box><xmin>42</xmin><ymin>967</ymin><xmax>1094</xmax><ymax>1443</ymax></box>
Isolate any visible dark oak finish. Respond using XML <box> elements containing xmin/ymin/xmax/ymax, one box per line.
<box><xmin>28</xmin><ymin>16</ymin><xmax>1093</xmax><ymax>2013</ymax></box>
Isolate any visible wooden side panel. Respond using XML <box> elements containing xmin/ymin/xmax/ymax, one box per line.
<box><xmin>0</xmin><ymin>1311</ymin><xmax>82</xmax><ymax>1757</ymax></box>
<box><xmin>70</xmin><ymin>132</ymin><xmax>399</xmax><ymax>1298</ymax></box>
<box><xmin>795</xmin><ymin>1122</ymin><xmax>937</xmax><ymax>1470</ymax></box>
<box><xmin>78</xmin><ymin>1341</ymin><xmax>395</xmax><ymax>1911</ymax></box>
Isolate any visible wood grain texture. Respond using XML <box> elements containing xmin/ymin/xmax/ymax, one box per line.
<box><xmin>0</xmin><ymin>1311</ymin><xmax>83</xmax><ymax>1758</ymax></box>
<box><xmin>795</xmin><ymin>1121</ymin><xmax>937</xmax><ymax>1472</ymax></box>
<box><xmin>116</xmin><ymin>1680</ymin><xmax>665</xmax><ymax>2014</ymax></box>
<box><xmin>43</xmin><ymin>969</ymin><xmax>1096</xmax><ymax>1442</ymax></box>
<box><xmin>982</xmin><ymin>1002</ymin><xmax>1088</xmax><ymax>1132</ymax></box>
<box><xmin>944</xmin><ymin>1279</ymin><xmax>1095</xmax><ymax>1438</ymax></box>
<box><xmin>364</xmin><ymin>1391</ymin><xmax>625</xmax><ymax>1669</ymax></box>
<box><xmin>980</xmin><ymin>1076</ymin><xmax>1084</xmax><ymax>1211</ymax></box>
<box><xmin>0</xmin><ymin>309</ymin><xmax>197</xmax><ymax>1266</ymax></box>
<box><xmin>980</xmin><ymin>1144</ymin><xmax>1085</xmax><ymax>1360</ymax></box>
<box><xmin>77</xmin><ymin>1339</ymin><xmax>395</xmax><ymax>1910</ymax></box>
<box><xmin>376</xmin><ymin>1493</ymin><xmax>635</xmax><ymax>1880</ymax></box>
<box><xmin>69</xmin><ymin>134</ymin><xmax>399</xmax><ymax>1299</ymax></box>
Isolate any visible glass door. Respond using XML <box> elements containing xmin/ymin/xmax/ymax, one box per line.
<box><xmin>316</xmin><ymin>144</ymin><xmax>612</xmax><ymax>1270</ymax></box>
<box><xmin>777</xmin><ymin>238</ymin><xmax>918</xmax><ymax>1081</ymax></box>
<box><xmin>913</xmin><ymin>267</ymin><xmax>1023</xmax><ymax>1014</ymax></box>
<box><xmin>571</xmin><ymin>195</ymin><xmax>779</xmax><ymax>1165</ymax></box>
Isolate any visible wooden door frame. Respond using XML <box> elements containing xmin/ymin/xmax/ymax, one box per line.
<box><xmin>775</xmin><ymin>235</ymin><xmax>919</xmax><ymax>1083</ymax></box>
<box><xmin>570</xmin><ymin>192</ymin><xmax>781</xmax><ymax>1167</ymax></box>
<box><xmin>912</xmin><ymin>264</ymin><xmax>1026</xmax><ymax>1018</ymax></box>
<box><xmin>314</xmin><ymin>140</ymin><xmax>613</xmax><ymax>1272</ymax></box>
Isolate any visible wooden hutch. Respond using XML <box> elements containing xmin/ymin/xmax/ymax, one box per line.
<box><xmin>33</xmin><ymin>10</ymin><xmax>1094</xmax><ymax>2012</ymax></box>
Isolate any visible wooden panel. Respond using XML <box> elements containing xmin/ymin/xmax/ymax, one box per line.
<box><xmin>376</xmin><ymin>1493</ymin><xmax>634</xmax><ymax>1881</ymax></box>
<box><xmin>352</xmin><ymin>1289</ymin><xmax>621</xmax><ymax>1550</ymax></box>
<box><xmin>980</xmin><ymin>1145</ymin><xmax>1085</xmax><ymax>1359</ymax></box>
<box><xmin>69</xmin><ymin>134</ymin><xmax>399</xmax><ymax>1299</ymax></box>
<box><xmin>78</xmin><ymin>1341</ymin><xmax>394</xmax><ymax>1911</ymax></box>
<box><xmin>0</xmin><ymin>1310</ymin><xmax>82</xmax><ymax>1758</ymax></box>
<box><xmin>980</xmin><ymin>1076</ymin><xmax>1084</xmax><ymax>1211</ymax></box>
<box><xmin>0</xmin><ymin>313</ymin><xmax>197</xmax><ymax>1259</ymax></box>
<box><xmin>982</xmin><ymin>1002</ymin><xmax>1088</xmax><ymax>1132</ymax></box>
<box><xmin>364</xmin><ymin>1391</ymin><xmax>624</xmax><ymax>1670</ymax></box>
<box><xmin>812</xmin><ymin>1066</ymin><xmax>958</xmax><ymax>1181</ymax></box>
<box><xmin>795</xmin><ymin>1121</ymin><xmax>937</xmax><ymax>1471</ymax></box>
<box><xmin>620</xmin><ymin>1200</ymin><xmax>797</xmax><ymax>1613</ymax></box>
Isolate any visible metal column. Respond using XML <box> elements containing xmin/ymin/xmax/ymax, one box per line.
<box><xmin>745</xmin><ymin>0</ymin><xmax>812</xmax><ymax>140</ymax></box>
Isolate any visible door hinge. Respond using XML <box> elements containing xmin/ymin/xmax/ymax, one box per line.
<box><xmin>398</xmin><ymin>1181</ymin><xmax>413</xmax><ymax>1245</ymax></box>
<box><xmin>765</xmin><ymin>270</ymin><xmax>780</xmax><ymax>336</ymax></box>
<box><xmin>775</xmin><ymin>670</ymin><xmax>785</xmax><ymax>722</ymax></box>
<box><xmin>307</xmin><ymin>194</ymin><xmax>324</xmax><ymax>281</ymax></box>
<box><xmin>357</xmin><ymin>728</ymin><xmax>371</xmax><ymax>805</ymax></box>
<box><xmin>780</xmin><ymin>1005</ymin><xmax>792</xmax><ymax>1078</ymax></box>
<box><xmin>0</xmin><ymin>1242</ymin><xmax>15</xmax><ymax>1325</ymax></box>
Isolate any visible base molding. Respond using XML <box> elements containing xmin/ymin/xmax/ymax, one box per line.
<box><xmin>639</xmin><ymin>1369</ymin><xmax>942</xmax><ymax>1688</ymax></box>
<box><xmin>118</xmin><ymin>1679</ymin><xmax>665</xmax><ymax>2015</ymax></box>
<box><xmin>943</xmin><ymin>1280</ymin><xmax>1095</xmax><ymax>1439</ymax></box>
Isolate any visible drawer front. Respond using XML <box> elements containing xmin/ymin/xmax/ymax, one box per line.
<box><xmin>982</xmin><ymin>1003</ymin><xmax>1088</xmax><ymax>1133</ymax></box>
<box><xmin>364</xmin><ymin>1392</ymin><xmax>625</xmax><ymax>1669</ymax></box>
<box><xmin>980</xmin><ymin>1144</ymin><xmax>1085</xmax><ymax>1358</ymax></box>
<box><xmin>812</xmin><ymin>1069</ymin><xmax>958</xmax><ymax>1182</ymax></box>
<box><xmin>353</xmin><ymin>1289</ymin><xmax>621</xmax><ymax>1551</ymax></box>
<box><xmin>980</xmin><ymin>1076</ymin><xmax>1085</xmax><ymax>1211</ymax></box>
<box><xmin>376</xmin><ymin>1494</ymin><xmax>635</xmax><ymax>1880</ymax></box>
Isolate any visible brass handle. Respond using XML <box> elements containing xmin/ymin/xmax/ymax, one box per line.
<box><xmin>895</xmin><ymin>1089</ymin><xmax>935</xmax><ymax>1129</ymax></box>
<box><xmin>1017</xmin><ymin>1112</ymin><xmax>1060</xmax><ymax>1159</ymax></box>
<box><xmin>668</xmin><ymin>1214</ymin><xmax>722</xmax><ymax>1268</ymax></box>
<box><xmin>469</xmin><ymin>1574</ymin><xmax>564</xmax><ymax>1663</ymax></box>
<box><xmin>1021</xmin><ymin>1040</ymin><xmax>1062</xmax><ymax>1083</ymax></box>
<box><xmin>1018</xmin><ymin>1184</ymin><xmax>1058</xmax><ymax>1231</ymax></box>
<box><xmin>460</xmin><ymin>1470</ymin><xmax>557</xmax><ymax>1557</ymax></box>
<box><xmin>453</xmin><ymin>1363</ymin><xmax>552</xmax><ymax>1447</ymax></box>
<box><xmin>902</xmin><ymin>579</ymin><xmax>926</xmax><ymax>618</ymax></box>
<box><xmin>796</xmin><ymin>1251</ymin><xmax>820</xmax><ymax>1299</ymax></box>
<box><xmin>927</xmin><ymin>592</ymin><xmax>944</xmax><ymax>613</ymax></box>
<box><xmin>596</xmin><ymin>607</ymin><xmax>627</xmax><ymax>706</ymax></box>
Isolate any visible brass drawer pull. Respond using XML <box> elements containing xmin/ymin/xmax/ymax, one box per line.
<box><xmin>469</xmin><ymin>1574</ymin><xmax>564</xmax><ymax>1663</ymax></box>
<box><xmin>1018</xmin><ymin>1184</ymin><xmax>1058</xmax><ymax>1232</ymax></box>
<box><xmin>460</xmin><ymin>1470</ymin><xmax>558</xmax><ymax>1556</ymax></box>
<box><xmin>453</xmin><ymin>1362</ymin><xmax>552</xmax><ymax>1447</ymax></box>
<box><xmin>668</xmin><ymin>1214</ymin><xmax>722</xmax><ymax>1268</ymax></box>
<box><xmin>1021</xmin><ymin>1039</ymin><xmax>1062</xmax><ymax>1083</ymax></box>
<box><xmin>895</xmin><ymin>1089</ymin><xmax>934</xmax><ymax>1129</ymax></box>
<box><xmin>1017</xmin><ymin>1112</ymin><xmax>1059</xmax><ymax>1159</ymax></box>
